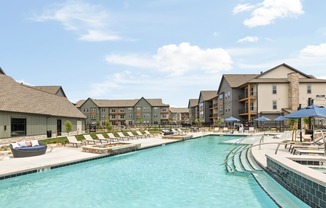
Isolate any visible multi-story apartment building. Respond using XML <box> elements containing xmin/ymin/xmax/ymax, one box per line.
<box><xmin>216</xmin><ymin>63</ymin><xmax>326</xmax><ymax>125</ymax></box>
<box><xmin>169</xmin><ymin>107</ymin><xmax>189</xmax><ymax>124</ymax></box>
<box><xmin>76</xmin><ymin>97</ymin><xmax>170</xmax><ymax>127</ymax></box>
<box><xmin>198</xmin><ymin>91</ymin><xmax>217</xmax><ymax>125</ymax></box>
<box><xmin>188</xmin><ymin>99</ymin><xmax>198</xmax><ymax>125</ymax></box>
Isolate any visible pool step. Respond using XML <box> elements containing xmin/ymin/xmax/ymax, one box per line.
<box><xmin>225</xmin><ymin>144</ymin><xmax>262</xmax><ymax>173</ymax></box>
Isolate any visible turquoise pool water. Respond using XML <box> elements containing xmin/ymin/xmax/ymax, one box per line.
<box><xmin>0</xmin><ymin>136</ymin><xmax>281</xmax><ymax>207</ymax></box>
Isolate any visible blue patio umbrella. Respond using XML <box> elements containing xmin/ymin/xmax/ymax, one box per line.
<box><xmin>284</xmin><ymin>105</ymin><xmax>326</xmax><ymax>118</ymax></box>
<box><xmin>224</xmin><ymin>116</ymin><xmax>240</xmax><ymax>122</ymax></box>
<box><xmin>255</xmin><ymin>116</ymin><xmax>271</xmax><ymax>121</ymax></box>
<box><xmin>285</xmin><ymin>105</ymin><xmax>326</xmax><ymax>152</ymax></box>
<box><xmin>274</xmin><ymin>115</ymin><xmax>287</xmax><ymax>121</ymax></box>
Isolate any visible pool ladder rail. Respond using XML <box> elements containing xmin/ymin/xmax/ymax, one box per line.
<box><xmin>224</xmin><ymin>144</ymin><xmax>262</xmax><ymax>173</ymax></box>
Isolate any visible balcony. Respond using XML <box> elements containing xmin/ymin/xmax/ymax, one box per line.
<box><xmin>238</xmin><ymin>93</ymin><xmax>257</xmax><ymax>101</ymax></box>
<box><xmin>238</xmin><ymin>108</ymin><xmax>258</xmax><ymax>115</ymax></box>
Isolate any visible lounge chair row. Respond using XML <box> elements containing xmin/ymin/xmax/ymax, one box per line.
<box><xmin>283</xmin><ymin>136</ymin><xmax>325</xmax><ymax>155</ymax></box>
<box><xmin>67</xmin><ymin>131</ymin><xmax>156</xmax><ymax>147</ymax></box>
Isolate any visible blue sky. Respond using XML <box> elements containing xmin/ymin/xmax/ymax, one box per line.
<box><xmin>1</xmin><ymin>0</ymin><xmax>326</xmax><ymax>107</ymax></box>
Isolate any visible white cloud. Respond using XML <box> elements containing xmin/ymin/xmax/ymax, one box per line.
<box><xmin>31</xmin><ymin>1</ymin><xmax>121</xmax><ymax>42</ymax></box>
<box><xmin>106</xmin><ymin>54</ymin><xmax>157</xmax><ymax>68</ymax></box>
<box><xmin>300</xmin><ymin>43</ymin><xmax>326</xmax><ymax>57</ymax></box>
<box><xmin>79</xmin><ymin>30</ymin><xmax>121</xmax><ymax>41</ymax></box>
<box><xmin>234</xmin><ymin>0</ymin><xmax>304</xmax><ymax>28</ymax></box>
<box><xmin>233</xmin><ymin>3</ymin><xmax>256</xmax><ymax>14</ymax></box>
<box><xmin>237</xmin><ymin>36</ymin><xmax>259</xmax><ymax>43</ymax></box>
<box><xmin>106</xmin><ymin>42</ymin><xmax>232</xmax><ymax>76</ymax></box>
<box><xmin>87</xmin><ymin>70</ymin><xmax>222</xmax><ymax>106</ymax></box>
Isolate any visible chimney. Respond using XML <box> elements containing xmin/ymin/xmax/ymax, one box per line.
<box><xmin>288</xmin><ymin>72</ymin><xmax>299</xmax><ymax>110</ymax></box>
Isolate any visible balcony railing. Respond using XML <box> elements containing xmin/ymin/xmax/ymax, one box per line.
<box><xmin>238</xmin><ymin>93</ymin><xmax>257</xmax><ymax>100</ymax></box>
<box><xmin>238</xmin><ymin>108</ymin><xmax>257</xmax><ymax>114</ymax></box>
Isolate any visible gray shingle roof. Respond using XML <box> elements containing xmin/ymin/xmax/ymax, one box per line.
<box><xmin>84</xmin><ymin>98</ymin><xmax>169</xmax><ymax>108</ymax></box>
<box><xmin>33</xmin><ymin>86</ymin><xmax>63</xmax><ymax>95</ymax></box>
<box><xmin>0</xmin><ymin>74</ymin><xmax>86</xmax><ymax>119</ymax></box>
<box><xmin>200</xmin><ymin>90</ymin><xmax>217</xmax><ymax>101</ymax></box>
<box><xmin>188</xmin><ymin>99</ymin><xmax>198</xmax><ymax>107</ymax></box>
<box><xmin>169</xmin><ymin>107</ymin><xmax>188</xmax><ymax>113</ymax></box>
<box><xmin>223</xmin><ymin>74</ymin><xmax>258</xmax><ymax>87</ymax></box>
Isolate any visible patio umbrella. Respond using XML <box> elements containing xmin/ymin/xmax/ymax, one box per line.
<box><xmin>274</xmin><ymin>115</ymin><xmax>287</xmax><ymax>131</ymax></box>
<box><xmin>284</xmin><ymin>105</ymin><xmax>326</xmax><ymax>118</ymax></box>
<box><xmin>285</xmin><ymin>105</ymin><xmax>326</xmax><ymax>155</ymax></box>
<box><xmin>224</xmin><ymin>116</ymin><xmax>240</xmax><ymax>122</ymax></box>
<box><xmin>274</xmin><ymin>115</ymin><xmax>287</xmax><ymax>121</ymax></box>
<box><xmin>255</xmin><ymin>116</ymin><xmax>270</xmax><ymax>121</ymax></box>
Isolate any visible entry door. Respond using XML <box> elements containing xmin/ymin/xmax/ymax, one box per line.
<box><xmin>57</xmin><ymin>119</ymin><xmax>62</xmax><ymax>136</ymax></box>
<box><xmin>77</xmin><ymin>121</ymin><xmax>82</xmax><ymax>134</ymax></box>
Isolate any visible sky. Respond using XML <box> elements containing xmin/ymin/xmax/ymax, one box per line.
<box><xmin>1</xmin><ymin>0</ymin><xmax>326</xmax><ymax>107</ymax></box>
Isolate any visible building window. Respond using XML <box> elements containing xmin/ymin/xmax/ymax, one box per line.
<box><xmin>250</xmin><ymin>86</ymin><xmax>254</xmax><ymax>96</ymax></box>
<box><xmin>128</xmin><ymin>108</ymin><xmax>133</xmax><ymax>112</ymax></box>
<box><xmin>101</xmin><ymin>115</ymin><xmax>105</xmax><ymax>119</ymax></box>
<box><xmin>11</xmin><ymin>118</ymin><xmax>26</xmax><ymax>137</ymax></box>
<box><xmin>111</xmin><ymin>109</ymin><xmax>116</xmax><ymax>113</ymax></box>
<box><xmin>272</xmin><ymin>100</ymin><xmax>277</xmax><ymax>110</ymax></box>
<box><xmin>111</xmin><ymin>115</ymin><xmax>116</xmax><ymax>119</ymax></box>
<box><xmin>119</xmin><ymin>109</ymin><xmax>125</xmax><ymax>113</ymax></box>
<box><xmin>120</xmin><ymin>115</ymin><xmax>125</xmax><ymax>119</ymax></box>
<box><xmin>307</xmin><ymin>85</ymin><xmax>312</xmax><ymax>94</ymax></box>
<box><xmin>128</xmin><ymin>115</ymin><xmax>133</xmax><ymax>119</ymax></box>
<box><xmin>250</xmin><ymin>102</ymin><xmax>254</xmax><ymax>111</ymax></box>
<box><xmin>272</xmin><ymin>85</ymin><xmax>277</xmax><ymax>94</ymax></box>
<box><xmin>101</xmin><ymin>108</ymin><xmax>105</xmax><ymax>112</ymax></box>
<box><xmin>153</xmin><ymin>107</ymin><xmax>158</xmax><ymax>111</ymax></box>
<box><xmin>91</xmin><ymin>115</ymin><xmax>96</xmax><ymax>119</ymax></box>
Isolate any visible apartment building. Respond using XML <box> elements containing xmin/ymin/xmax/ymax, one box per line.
<box><xmin>188</xmin><ymin>99</ymin><xmax>198</xmax><ymax>125</ymax></box>
<box><xmin>76</xmin><ymin>97</ymin><xmax>170</xmax><ymax>127</ymax></box>
<box><xmin>198</xmin><ymin>91</ymin><xmax>217</xmax><ymax>125</ymax></box>
<box><xmin>217</xmin><ymin>63</ymin><xmax>326</xmax><ymax>125</ymax></box>
<box><xmin>169</xmin><ymin>107</ymin><xmax>189</xmax><ymax>124</ymax></box>
<box><xmin>190</xmin><ymin>63</ymin><xmax>326</xmax><ymax>127</ymax></box>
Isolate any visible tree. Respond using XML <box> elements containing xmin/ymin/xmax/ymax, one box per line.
<box><xmin>105</xmin><ymin>118</ymin><xmax>113</xmax><ymax>132</ymax></box>
<box><xmin>64</xmin><ymin>120</ymin><xmax>73</xmax><ymax>135</ymax></box>
<box><xmin>288</xmin><ymin>118</ymin><xmax>298</xmax><ymax>141</ymax></box>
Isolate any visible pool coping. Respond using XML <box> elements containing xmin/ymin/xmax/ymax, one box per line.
<box><xmin>0</xmin><ymin>136</ymin><xmax>196</xmax><ymax>180</ymax></box>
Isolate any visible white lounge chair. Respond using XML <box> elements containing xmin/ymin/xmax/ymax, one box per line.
<box><xmin>127</xmin><ymin>132</ymin><xmax>140</xmax><ymax>139</ymax></box>
<box><xmin>117</xmin><ymin>132</ymin><xmax>130</xmax><ymax>141</ymax></box>
<box><xmin>67</xmin><ymin>136</ymin><xmax>83</xmax><ymax>147</ymax></box>
<box><xmin>136</xmin><ymin>130</ymin><xmax>147</xmax><ymax>138</ymax></box>
<box><xmin>96</xmin><ymin>134</ymin><xmax>110</xmax><ymax>143</ymax></box>
<box><xmin>144</xmin><ymin>130</ymin><xmax>155</xmax><ymax>137</ymax></box>
<box><xmin>107</xmin><ymin>133</ymin><xmax>119</xmax><ymax>142</ymax></box>
<box><xmin>83</xmin><ymin>134</ymin><xmax>100</xmax><ymax>145</ymax></box>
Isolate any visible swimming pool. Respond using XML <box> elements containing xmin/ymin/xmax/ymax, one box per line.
<box><xmin>0</xmin><ymin>136</ymin><xmax>302</xmax><ymax>207</ymax></box>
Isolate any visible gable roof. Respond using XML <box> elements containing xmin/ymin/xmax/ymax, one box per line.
<box><xmin>188</xmin><ymin>99</ymin><xmax>198</xmax><ymax>108</ymax></box>
<box><xmin>81</xmin><ymin>98</ymin><xmax>169</xmax><ymax>108</ymax></box>
<box><xmin>75</xmin><ymin>100</ymin><xmax>86</xmax><ymax>108</ymax></box>
<box><xmin>0</xmin><ymin>74</ymin><xmax>86</xmax><ymax>119</ymax></box>
<box><xmin>169</xmin><ymin>107</ymin><xmax>188</xmax><ymax>113</ymax></box>
<box><xmin>223</xmin><ymin>74</ymin><xmax>258</xmax><ymax>87</ymax></box>
<box><xmin>217</xmin><ymin>74</ymin><xmax>258</xmax><ymax>93</ymax></box>
<box><xmin>199</xmin><ymin>90</ymin><xmax>217</xmax><ymax>101</ymax></box>
<box><xmin>256</xmin><ymin>63</ymin><xmax>314</xmax><ymax>79</ymax></box>
<box><xmin>33</xmin><ymin>86</ymin><xmax>67</xmax><ymax>97</ymax></box>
